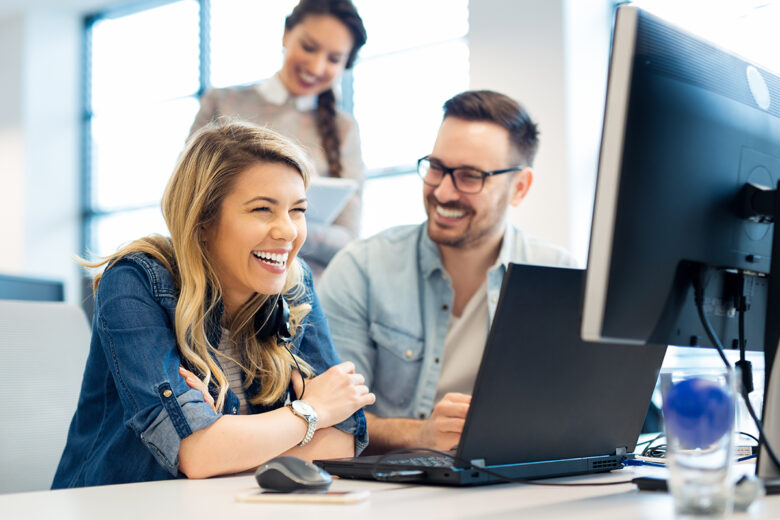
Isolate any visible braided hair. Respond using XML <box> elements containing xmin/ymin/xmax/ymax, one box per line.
<box><xmin>285</xmin><ymin>0</ymin><xmax>367</xmax><ymax>178</ymax></box>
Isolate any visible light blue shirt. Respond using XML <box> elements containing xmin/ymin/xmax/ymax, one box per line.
<box><xmin>318</xmin><ymin>222</ymin><xmax>577</xmax><ymax>420</ymax></box>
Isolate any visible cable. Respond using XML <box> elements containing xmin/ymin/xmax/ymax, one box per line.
<box><xmin>692</xmin><ymin>274</ymin><xmax>780</xmax><ymax>471</ymax></box>
<box><xmin>740</xmin><ymin>431</ymin><xmax>760</xmax><ymax>444</ymax></box>
<box><xmin>635</xmin><ymin>433</ymin><xmax>663</xmax><ymax>448</ymax></box>
<box><xmin>624</xmin><ymin>459</ymin><xmax>665</xmax><ymax>468</ymax></box>
<box><xmin>638</xmin><ymin>433</ymin><xmax>666</xmax><ymax>457</ymax></box>
<box><xmin>370</xmin><ymin>447</ymin><xmax>635</xmax><ymax>487</ymax></box>
<box><xmin>692</xmin><ymin>275</ymin><xmax>730</xmax><ymax>366</ymax></box>
<box><xmin>736</xmin><ymin>270</ymin><xmax>755</xmax><ymax>394</ymax></box>
<box><xmin>625</xmin><ymin>431</ymin><xmax>756</xmax><ymax>462</ymax></box>
<box><xmin>642</xmin><ymin>443</ymin><xmax>667</xmax><ymax>459</ymax></box>
<box><xmin>284</xmin><ymin>344</ymin><xmax>306</xmax><ymax>399</ymax></box>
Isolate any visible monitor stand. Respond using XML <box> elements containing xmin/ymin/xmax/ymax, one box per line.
<box><xmin>760</xmin><ymin>354</ymin><xmax>780</xmax><ymax>477</ymax></box>
<box><xmin>744</xmin><ymin>181</ymin><xmax>780</xmax><ymax>478</ymax></box>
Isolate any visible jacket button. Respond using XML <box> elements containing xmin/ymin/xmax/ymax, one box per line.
<box><xmin>232</xmin><ymin>407</ymin><xmax>237</xmax><ymax>414</ymax></box>
<box><xmin>442</xmin><ymin>304</ymin><xmax>449</xmax><ymax>311</ymax></box>
<box><xmin>163</xmin><ymin>389</ymin><xmax>172</xmax><ymax>398</ymax></box>
<box><xmin>405</xmin><ymin>349</ymin><xmax>413</xmax><ymax>359</ymax></box>
<box><xmin>434</xmin><ymin>357</ymin><xmax>440</xmax><ymax>363</ymax></box>
<box><xmin>419</xmin><ymin>412</ymin><xmax>426</xmax><ymax>419</ymax></box>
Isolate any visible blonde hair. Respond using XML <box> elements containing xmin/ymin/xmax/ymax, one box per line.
<box><xmin>83</xmin><ymin>120</ymin><xmax>316</xmax><ymax>411</ymax></box>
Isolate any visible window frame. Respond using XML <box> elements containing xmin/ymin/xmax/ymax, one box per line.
<box><xmin>81</xmin><ymin>0</ymin><xmax>207</xmax><ymax>257</ymax></box>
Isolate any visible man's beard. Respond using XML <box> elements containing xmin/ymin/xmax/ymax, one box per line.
<box><xmin>427</xmin><ymin>219</ymin><xmax>499</xmax><ymax>249</ymax></box>
<box><xmin>426</xmin><ymin>197</ymin><xmax>496</xmax><ymax>249</ymax></box>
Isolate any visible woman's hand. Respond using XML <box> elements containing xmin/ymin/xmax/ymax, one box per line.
<box><xmin>180</xmin><ymin>366</ymin><xmax>216</xmax><ymax>412</ymax></box>
<box><xmin>297</xmin><ymin>361</ymin><xmax>375</xmax><ymax>429</ymax></box>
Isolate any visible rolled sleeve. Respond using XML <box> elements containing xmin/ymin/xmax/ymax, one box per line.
<box><xmin>140</xmin><ymin>389</ymin><xmax>221</xmax><ymax>476</ymax></box>
<box><xmin>332</xmin><ymin>409</ymin><xmax>368</xmax><ymax>456</ymax></box>
<box><xmin>96</xmin><ymin>261</ymin><xmax>220</xmax><ymax>473</ymax></box>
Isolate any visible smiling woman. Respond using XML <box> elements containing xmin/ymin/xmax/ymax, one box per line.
<box><xmin>189</xmin><ymin>0</ymin><xmax>368</xmax><ymax>277</ymax></box>
<box><xmin>51</xmin><ymin>121</ymin><xmax>374</xmax><ymax>488</ymax></box>
<box><xmin>202</xmin><ymin>161</ymin><xmax>309</xmax><ymax>314</ymax></box>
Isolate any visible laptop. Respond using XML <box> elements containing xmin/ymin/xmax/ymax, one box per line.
<box><xmin>315</xmin><ymin>264</ymin><xmax>667</xmax><ymax>485</ymax></box>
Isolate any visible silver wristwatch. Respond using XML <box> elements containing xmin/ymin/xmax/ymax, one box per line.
<box><xmin>287</xmin><ymin>399</ymin><xmax>318</xmax><ymax>446</ymax></box>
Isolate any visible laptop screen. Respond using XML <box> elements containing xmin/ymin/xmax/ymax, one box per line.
<box><xmin>457</xmin><ymin>264</ymin><xmax>666</xmax><ymax>467</ymax></box>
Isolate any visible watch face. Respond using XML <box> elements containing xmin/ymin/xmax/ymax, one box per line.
<box><xmin>292</xmin><ymin>400</ymin><xmax>314</xmax><ymax>416</ymax></box>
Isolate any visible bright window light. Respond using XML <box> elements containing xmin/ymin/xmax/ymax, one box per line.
<box><xmin>353</xmin><ymin>40</ymin><xmax>469</xmax><ymax>172</ymax></box>
<box><xmin>90</xmin><ymin>1</ymin><xmax>200</xmax><ymax>111</ymax></box>
<box><xmin>209</xmin><ymin>0</ymin><xmax>297</xmax><ymax>88</ymax></box>
<box><xmin>91</xmin><ymin>97</ymin><xmax>199</xmax><ymax>210</ymax></box>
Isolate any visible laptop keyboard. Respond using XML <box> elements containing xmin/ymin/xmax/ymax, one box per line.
<box><xmin>384</xmin><ymin>455</ymin><xmax>454</xmax><ymax>467</ymax></box>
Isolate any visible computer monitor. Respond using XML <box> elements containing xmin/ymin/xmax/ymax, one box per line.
<box><xmin>0</xmin><ymin>274</ymin><xmax>65</xmax><ymax>302</ymax></box>
<box><xmin>581</xmin><ymin>5</ymin><xmax>780</xmax><ymax>476</ymax></box>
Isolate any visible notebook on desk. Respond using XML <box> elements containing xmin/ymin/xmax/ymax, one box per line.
<box><xmin>315</xmin><ymin>264</ymin><xmax>667</xmax><ymax>485</ymax></box>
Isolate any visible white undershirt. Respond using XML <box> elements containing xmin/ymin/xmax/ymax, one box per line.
<box><xmin>434</xmin><ymin>280</ymin><xmax>490</xmax><ymax>404</ymax></box>
<box><xmin>217</xmin><ymin>328</ymin><xmax>250</xmax><ymax>415</ymax></box>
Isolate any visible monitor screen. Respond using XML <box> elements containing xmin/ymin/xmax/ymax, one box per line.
<box><xmin>0</xmin><ymin>274</ymin><xmax>65</xmax><ymax>302</ymax></box>
<box><xmin>581</xmin><ymin>5</ymin><xmax>780</xmax><ymax>352</ymax></box>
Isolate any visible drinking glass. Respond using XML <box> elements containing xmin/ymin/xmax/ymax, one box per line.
<box><xmin>661</xmin><ymin>366</ymin><xmax>737</xmax><ymax>518</ymax></box>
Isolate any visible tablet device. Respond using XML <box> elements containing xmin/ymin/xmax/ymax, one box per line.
<box><xmin>305</xmin><ymin>177</ymin><xmax>358</xmax><ymax>225</ymax></box>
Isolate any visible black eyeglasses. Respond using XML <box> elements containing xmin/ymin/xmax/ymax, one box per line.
<box><xmin>417</xmin><ymin>156</ymin><xmax>525</xmax><ymax>194</ymax></box>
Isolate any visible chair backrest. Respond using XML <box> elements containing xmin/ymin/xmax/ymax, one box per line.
<box><xmin>0</xmin><ymin>300</ymin><xmax>90</xmax><ymax>494</ymax></box>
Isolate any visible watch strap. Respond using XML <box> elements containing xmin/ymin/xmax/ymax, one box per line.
<box><xmin>288</xmin><ymin>401</ymin><xmax>317</xmax><ymax>446</ymax></box>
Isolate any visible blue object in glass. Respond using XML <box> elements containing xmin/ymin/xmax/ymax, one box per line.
<box><xmin>663</xmin><ymin>377</ymin><xmax>734</xmax><ymax>449</ymax></box>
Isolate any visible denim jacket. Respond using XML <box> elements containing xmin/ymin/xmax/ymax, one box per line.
<box><xmin>318</xmin><ymin>222</ymin><xmax>577</xmax><ymax>421</ymax></box>
<box><xmin>52</xmin><ymin>253</ymin><xmax>367</xmax><ymax>489</ymax></box>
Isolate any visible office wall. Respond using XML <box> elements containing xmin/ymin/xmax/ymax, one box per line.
<box><xmin>470</xmin><ymin>0</ymin><xmax>612</xmax><ymax>264</ymax></box>
<box><xmin>0</xmin><ymin>11</ymin><xmax>82</xmax><ymax>302</ymax></box>
<box><xmin>0</xmin><ymin>15</ymin><xmax>26</xmax><ymax>274</ymax></box>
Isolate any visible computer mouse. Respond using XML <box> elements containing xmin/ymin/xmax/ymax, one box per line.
<box><xmin>254</xmin><ymin>456</ymin><xmax>333</xmax><ymax>493</ymax></box>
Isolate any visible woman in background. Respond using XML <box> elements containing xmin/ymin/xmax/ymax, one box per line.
<box><xmin>190</xmin><ymin>0</ymin><xmax>367</xmax><ymax>275</ymax></box>
<box><xmin>52</xmin><ymin>121</ymin><xmax>373</xmax><ymax>488</ymax></box>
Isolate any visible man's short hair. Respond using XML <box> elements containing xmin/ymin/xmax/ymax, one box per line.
<box><xmin>442</xmin><ymin>90</ymin><xmax>539</xmax><ymax>166</ymax></box>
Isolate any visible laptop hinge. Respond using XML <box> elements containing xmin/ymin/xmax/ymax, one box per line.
<box><xmin>470</xmin><ymin>458</ymin><xmax>486</xmax><ymax>468</ymax></box>
<box><xmin>615</xmin><ymin>446</ymin><xmax>628</xmax><ymax>456</ymax></box>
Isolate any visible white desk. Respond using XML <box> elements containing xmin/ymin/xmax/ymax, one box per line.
<box><xmin>2</xmin><ymin>467</ymin><xmax>780</xmax><ymax>520</ymax></box>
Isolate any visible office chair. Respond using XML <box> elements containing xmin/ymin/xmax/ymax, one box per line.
<box><xmin>0</xmin><ymin>300</ymin><xmax>90</xmax><ymax>493</ymax></box>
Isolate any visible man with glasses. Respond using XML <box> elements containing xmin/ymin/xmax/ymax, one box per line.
<box><xmin>318</xmin><ymin>90</ymin><xmax>576</xmax><ymax>452</ymax></box>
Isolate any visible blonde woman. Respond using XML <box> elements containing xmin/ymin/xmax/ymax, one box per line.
<box><xmin>52</xmin><ymin>121</ymin><xmax>374</xmax><ymax>488</ymax></box>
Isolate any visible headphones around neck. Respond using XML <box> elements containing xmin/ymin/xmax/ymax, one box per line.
<box><xmin>254</xmin><ymin>296</ymin><xmax>293</xmax><ymax>342</ymax></box>
<box><xmin>254</xmin><ymin>294</ymin><xmax>308</xmax><ymax>397</ymax></box>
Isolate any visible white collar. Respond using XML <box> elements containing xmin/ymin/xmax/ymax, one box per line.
<box><xmin>491</xmin><ymin>220</ymin><xmax>515</xmax><ymax>271</ymax></box>
<box><xmin>257</xmin><ymin>73</ymin><xmax>317</xmax><ymax>111</ymax></box>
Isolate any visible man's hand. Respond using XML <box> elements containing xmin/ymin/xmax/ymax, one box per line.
<box><xmin>417</xmin><ymin>393</ymin><xmax>471</xmax><ymax>450</ymax></box>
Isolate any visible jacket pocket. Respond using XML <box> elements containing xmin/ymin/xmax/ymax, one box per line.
<box><xmin>369</xmin><ymin>322</ymin><xmax>424</xmax><ymax>408</ymax></box>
